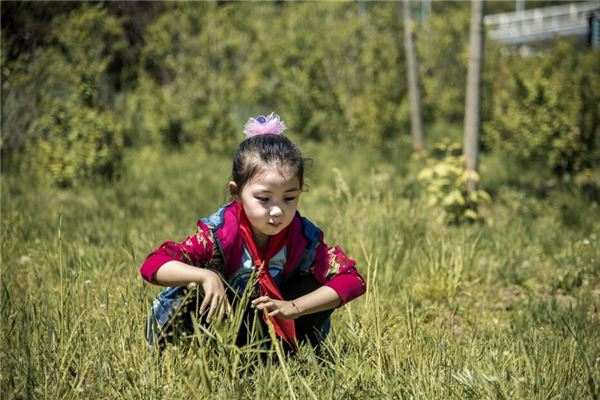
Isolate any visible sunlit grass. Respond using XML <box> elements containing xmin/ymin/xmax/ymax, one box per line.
<box><xmin>1</xmin><ymin>140</ymin><xmax>599</xmax><ymax>399</ymax></box>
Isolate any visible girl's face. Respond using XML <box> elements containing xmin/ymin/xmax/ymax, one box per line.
<box><xmin>230</xmin><ymin>166</ymin><xmax>301</xmax><ymax>248</ymax></box>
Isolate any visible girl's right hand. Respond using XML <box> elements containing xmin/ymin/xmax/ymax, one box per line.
<box><xmin>198</xmin><ymin>269</ymin><xmax>232</xmax><ymax>323</ymax></box>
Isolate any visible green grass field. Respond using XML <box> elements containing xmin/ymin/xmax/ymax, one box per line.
<box><xmin>2</xmin><ymin>140</ymin><xmax>599</xmax><ymax>399</ymax></box>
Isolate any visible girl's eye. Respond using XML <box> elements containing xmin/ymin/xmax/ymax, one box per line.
<box><xmin>285</xmin><ymin>197</ymin><xmax>296</xmax><ymax>202</ymax></box>
<box><xmin>256</xmin><ymin>197</ymin><xmax>269</xmax><ymax>202</ymax></box>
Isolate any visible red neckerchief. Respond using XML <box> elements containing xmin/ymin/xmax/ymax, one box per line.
<box><xmin>236</xmin><ymin>202</ymin><xmax>297</xmax><ymax>349</ymax></box>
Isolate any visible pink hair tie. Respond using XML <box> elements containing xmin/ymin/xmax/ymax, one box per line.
<box><xmin>243</xmin><ymin>113</ymin><xmax>287</xmax><ymax>138</ymax></box>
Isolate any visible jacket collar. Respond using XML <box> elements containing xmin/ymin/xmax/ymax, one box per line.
<box><xmin>214</xmin><ymin>202</ymin><xmax>307</xmax><ymax>276</ymax></box>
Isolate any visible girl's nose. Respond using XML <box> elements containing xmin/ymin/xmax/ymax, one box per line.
<box><xmin>270</xmin><ymin>206</ymin><xmax>283</xmax><ymax>217</ymax></box>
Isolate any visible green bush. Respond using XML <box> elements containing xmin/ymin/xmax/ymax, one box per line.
<box><xmin>417</xmin><ymin>5</ymin><xmax>470</xmax><ymax>123</ymax></box>
<box><xmin>4</xmin><ymin>2</ymin><xmax>599</xmax><ymax>183</ymax></box>
<box><xmin>137</xmin><ymin>4</ymin><xmax>241</xmax><ymax>150</ymax></box>
<box><xmin>136</xmin><ymin>3</ymin><xmax>409</xmax><ymax>149</ymax></box>
<box><xmin>26</xmin><ymin>100</ymin><xmax>123</xmax><ymax>187</ymax></box>
<box><xmin>417</xmin><ymin>140</ymin><xmax>491</xmax><ymax>224</ymax></box>
<box><xmin>49</xmin><ymin>5</ymin><xmax>126</xmax><ymax>107</ymax></box>
<box><xmin>2</xmin><ymin>5</ymin><xmax>126</xmax><ymax>185</ymax></box>
<box><xmin>264</xmin><ymin>3</ymin><xmax>408</xmax><ymax>146</ymax></box>
<box><xmin>484</xmin><ymin>41</ymin><xmax>600</xmax><ymax>176</ymax></box>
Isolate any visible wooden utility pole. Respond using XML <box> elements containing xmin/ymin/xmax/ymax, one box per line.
<box><xmin>463</xmin><ymin>0</ymin><xmax>485</xmax><ymax>195</ymax></box>
<box><xmin>403</xmin><ymin>0</ymin><xmax>425</xmax><ymax>152</ymax></box>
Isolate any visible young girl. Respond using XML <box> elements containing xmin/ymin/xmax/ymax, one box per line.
<box><xmin>140</xmin><ymin>113</ymin><xmax>366</xmax><ymax>352</ymax></box>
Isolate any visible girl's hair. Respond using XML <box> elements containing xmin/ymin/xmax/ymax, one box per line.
<box><xmin>231</xmin><ymin>134</ymin><xmax>305</xmax><ymax>193</ymax></box>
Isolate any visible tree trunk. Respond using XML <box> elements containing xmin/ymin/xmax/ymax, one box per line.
<box><xmin>403</xmin><ymin>0</ymin><xmax>425</xmax><ymax>152</ymax></box>
<box><xmin>463</xmin><ymin>0</ymin><xmax>485</xmax><ymax>195</ymax></box>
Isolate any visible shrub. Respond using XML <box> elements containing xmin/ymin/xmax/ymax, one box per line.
<box><xmin>137</xmin><ymin>2</ymin><xmax>410</xmax><ymax>149</ymax></box>
<box><xmin>137</xmin><ymin>5</ymin><xmax>240</xmax><ymax>150</ymax></box>
<box><xmin>417</xmin><ymin>140</ymin><xmax>491</xmax><ymax>224</ymax></box>
<box><xmin>2</xmin><ymin>4</ymin><xmax>127</xmax><ymax>185</ymax></box>
<box><xmin>25</xmin><ymin>100</ymin><xmax>123</xmax><ymax>187</ymax></box>
<box><xmin>417</xmin><ymin>5</ymin><xmax>470</xmax><ymax>123</ymax></box>
<box><xmin>484</xmin><ymin>41</ymin><xmax>600</xmax><ymax>177</ymax></box>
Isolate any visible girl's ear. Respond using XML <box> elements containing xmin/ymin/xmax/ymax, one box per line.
<box><xmin>228</xmin><ymin>181</ymin><xmax>241</xmax><ymax>202</ymax></box>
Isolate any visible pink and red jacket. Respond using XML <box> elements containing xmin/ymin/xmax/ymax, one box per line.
<box><xmin>140</xmin><ymin>202</ymin><xmax>366</xmax><ymax>305</ymax></box>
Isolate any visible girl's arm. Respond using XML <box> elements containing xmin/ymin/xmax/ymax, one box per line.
<box><xmin>314</xmin><ymin>244</ymin><xmax>366</xmax><ymax>305</ymax></box>
<box><xmin>251</xmin><ymin>286</ymin><xmax>341</xmax><ymax>320</ymax></box>
<box><xmin>155</xmin><ymin>261</ymin><xmax>232</xmax><ymax>322</ymax></box>
<box><xmin>140</xmin><ymin>221</ymin><xmax>215</xmax><ymax>284</ymax></box>
<box><xmin>252</xmin><ymin>242</ymin><xmax>366</xmax><ymax>319</ymax></box>
<box><xmin>155</xmin><ymin>260</ymin><xmax>215</xmax><ymax>286</ymax></box>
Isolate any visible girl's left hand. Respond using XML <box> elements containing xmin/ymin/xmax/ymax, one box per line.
<box><xmin>251</xmin><ymin>296</ymin><xmax>301</xmax><ymax>320</ymax></box>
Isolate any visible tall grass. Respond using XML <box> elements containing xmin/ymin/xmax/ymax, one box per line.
<box><xmin>1</xmin><ymin>140</ymin><xmax>599</xmax><ymax>399</ymax></box>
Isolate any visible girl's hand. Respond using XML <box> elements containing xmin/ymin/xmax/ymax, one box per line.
<box><xmin>199</xmin><ymin>269</ymin><xmax>232</xmax><ymax>323</ymax></box>
<box><xmin>251</xmin><ymin>296</ymin><xmax>301</xmax><ymax>320</ymax></box>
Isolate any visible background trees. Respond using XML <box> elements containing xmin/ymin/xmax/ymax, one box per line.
<box><xmin>485</xmin><ymin>41</ymin><xmax>600</xmax><ymax>177</ymax></box>
<box><xmin>1</xmin><ymin>2</ymin><xmax>598</xmax><ymax>188</ymax></box>
<box><xmin>463</xmin><ymin>0</ymin><xmax>485</xmax><ymax>195</ymax></box>
<box><xmin>403</xmin><ymin>0</ymin><xmax>425</xmax><ymax>152</ymax></box>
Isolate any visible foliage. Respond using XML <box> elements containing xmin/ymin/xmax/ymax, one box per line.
<box><xmin>3</xmin><ymin>2</ymin><xmax>413</xmax><ymax>157</ymax></box>
<box><xmin>416</xmin><ymin>5</ymin><xmax>470</xmax><ymax>123</ymax></box>
<box><xmin>484</xmin><ymin>41</ymin><xmax>600</xmax><ymax>176</ymax></box>
<box><xmin>261</xmin><ymin>3</ymin><xmax>408</xmax><ymax>146</ymax></box>
<box><xmin>417</xmin><ymin>140</ymin><xmax>491</xmax><ymax>224</ymax></box>
<box><xmin>2</xmin><ymin>5</ymin><xmax>126</xmax><ymax>185</ymax></box>
<box><xmin>136</xmin><ymin>4</ymin><xmax>241</xmax><ymax>151</ymax></box>
<box><xmin>25</xmin><ymin>100</ymin><xmax>123</xmax><ymax>187</ymax></box>
<box><xmin>2</xmin><ymin>2</ymin><xmax>599</xmax><ymax>185</ymax></box>
<box><xmin>416</xmin><ymin>4</ymin><xmax>502</xmax><ymax>127</ymax></box>
<box><xmin>134</xmin><ymin>3</ymin><xmax>409</xmax><ymax>149</ymax></box>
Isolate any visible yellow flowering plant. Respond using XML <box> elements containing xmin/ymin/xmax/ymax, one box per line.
<box><xmin>417</xmin><ymin>140</ymin><xmax>491</xmax><ymax>224</ymax></box>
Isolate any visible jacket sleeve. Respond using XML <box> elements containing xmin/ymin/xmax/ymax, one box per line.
<box><xmin>139</xmin><ymin>220</ymin><xmax>216</xmax><ymax>284</ymax></box>
<box><xmin>311</xmin><ymin>239</ymin><xmax>366</xmax><ymax>305</ymax></box>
